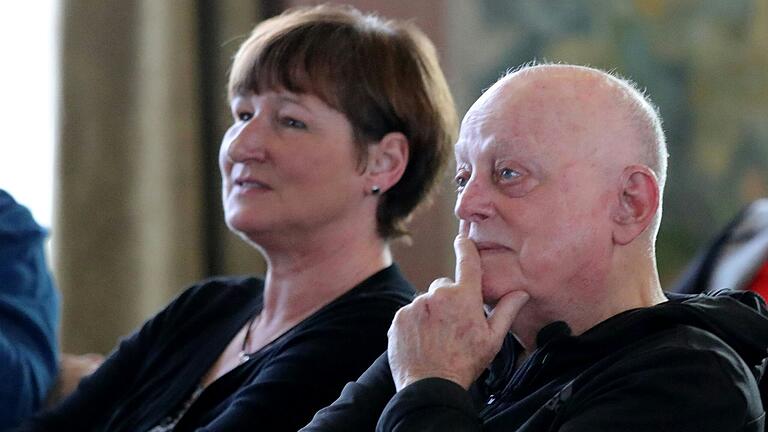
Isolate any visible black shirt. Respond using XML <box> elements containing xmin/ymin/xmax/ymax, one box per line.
<box><xmin>23</xmin><ymin>265</ymin><xmax>413</xmax><ymax>432</ymax></box>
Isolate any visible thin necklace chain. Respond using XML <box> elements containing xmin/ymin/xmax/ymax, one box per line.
<box><xmin>238</xmin><ymin>315</ymin><xmax>258</xmax><ymax>364</ymax></box>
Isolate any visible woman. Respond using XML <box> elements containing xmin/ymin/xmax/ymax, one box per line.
<box><xmin>22</xmin><ymin>4</ymin><xmax>457</xmax><ymax>431</ymax></box>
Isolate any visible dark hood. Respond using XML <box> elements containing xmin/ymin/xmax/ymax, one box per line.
<box><xmin>557</xmin><ymin>289</ymin><xmax>768</xmax><ymax>384</ymax></box>
<box><xmin>486</xmin><ymin>289</ymin><xmax>768</xmax><ymax>395</ymax></box>
<box><xmin>661</xmin><ymin>289</ymin><xmax>768</xmax><ymax>375</ymax></box>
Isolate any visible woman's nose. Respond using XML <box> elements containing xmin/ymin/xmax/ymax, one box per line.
<box><xmin>225</xmin><ymin>116</ymin><xmax>268</xmax><ymax>163</ymax></box>
<box><xmin>454</xmin><ymin>177</ymin><xmax>494</xmax><ymax>223</ymax></box>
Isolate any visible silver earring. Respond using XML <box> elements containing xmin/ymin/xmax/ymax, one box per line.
<box><xmin>371</xmin><ymin>186</ymin><xmax>381</xmax><ymax>195</ymax></box>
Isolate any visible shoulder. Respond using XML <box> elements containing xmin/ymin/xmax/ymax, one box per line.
<box><xmin>305</xmin><ymin>279</ymin><xmax>412</xmax><ymax>338</ymax></box>
<box><xmin>0</xmin><ymin>190</ymin><xmax>46</xmax><ymax>239</ymax></box>
<box><xmin>631</xmin><ymin>324</ymin><xmax>758</xmax><ymax>386</ymax></box>
<box><xmin>181</xmin><ymin>275</ymin><xmax>263</xmax><ymax>302</ymax></box>
<box><xmin>563</xmin><ymin>324</ymin><xmax>763</xmax><ymax>430</ymax></box>
<box><xmin>143</xmin><ymin>275</ymin><xmax>263</xmax><ymax>331</ymax></box>
<box><xmin>326</xmin><ymin>264</ymin><xmax>415</xmax><ymax>313</ymax></box>
<box><xmin>588</xmin><ymin>322</ymin><xmax>760</xmax><ymax>398</ymax></box>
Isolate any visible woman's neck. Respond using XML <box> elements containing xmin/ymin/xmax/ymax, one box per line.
<box><xmin>257</xmin><ymin>227</ymin><xmax>392</xmax><ymax>329</ymax></box>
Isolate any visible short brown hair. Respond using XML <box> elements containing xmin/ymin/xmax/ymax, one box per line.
<box><xmin>228</xmin><ymin>4</ymin><xmax>458</xmax><ymax>239</ymax></box>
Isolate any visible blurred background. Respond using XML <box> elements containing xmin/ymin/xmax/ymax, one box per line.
<box><xmin>1</xmin><ymin>0</ymin><xmax>766</xmax><ymax>355</ymax></box>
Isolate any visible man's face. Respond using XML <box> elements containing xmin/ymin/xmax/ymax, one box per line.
<box><xmin>453</xmin><ymin>75</ymin><xmax>619</xmax><ymax>333</ymax></box>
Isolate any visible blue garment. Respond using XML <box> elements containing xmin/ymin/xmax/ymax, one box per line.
<box><xmin>0</xmin><ymin>190</ymin><xmax>59</xmax><ymax>431</ymax></box>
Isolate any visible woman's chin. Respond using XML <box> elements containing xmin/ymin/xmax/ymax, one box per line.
<box><xmin>226</xmin><ymin>216</ymin><xmax>267</xmax><ymax>239</ymax></box>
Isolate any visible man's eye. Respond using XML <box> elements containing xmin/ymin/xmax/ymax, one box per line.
<box><xmin>454</xmin><ymin>174</ymin><xmax>469</xmax><ymax>190</ymax></box>
<box><xmin>499</xmin><ymin>167</ymin><xmax>521</xmax><ymax>180</ymax></box>
<box><xmin>237</xmin><ymin>112</ymin><xmax>253</xmax><ymax>121</ymax></box>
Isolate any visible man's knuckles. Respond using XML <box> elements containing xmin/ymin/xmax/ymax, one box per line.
<box><xmin>427</xmin><ymin>277</ymin><xmax>454</xmax><ymax>293</ymax></box>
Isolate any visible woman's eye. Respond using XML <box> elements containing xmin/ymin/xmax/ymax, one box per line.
<box><xmin>281</xmin><ymin>117</ymin><xmax>307</xmax><ymax>129</ymax></box>
<box><xmin>237</xmin><ymin>112</ymin><xmax>253</xmax><ymax>122</ymax></box>
<box><xmin>499</xmin><ymin>167</ymin><xmax>521</xmax><ymax>181</ymax></box>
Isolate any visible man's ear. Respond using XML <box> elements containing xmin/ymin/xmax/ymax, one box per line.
<box><xmin>364</xmin><ymin>132</ymin><xmax>409</xmax><ymax>194</ymax></box>
<box><xmin>611</xmin><ymin>165</ymin><xmax>660</xmax><ymax>245</ymax></box>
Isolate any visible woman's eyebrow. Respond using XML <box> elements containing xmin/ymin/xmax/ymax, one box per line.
<box><xmin>277</xmin><ymin>93</ymin><xmax>312</xmax><ymax>112</ymax></box>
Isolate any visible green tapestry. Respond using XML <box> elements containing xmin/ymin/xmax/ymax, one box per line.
<box><xmin>447</xmin><ymin>0</ymin><xmax>768</xmax><ymax>284</ymax></box>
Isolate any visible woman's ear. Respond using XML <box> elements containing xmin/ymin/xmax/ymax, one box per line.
<box><xmin>611</xmin><ymin>165</ymin><xmax>660</xmax><ymax>245</ymax></box>
<box><xmin>364</xmin><ymin>132</ymin><xmax>409</xmax><ymax>195</ymax></box>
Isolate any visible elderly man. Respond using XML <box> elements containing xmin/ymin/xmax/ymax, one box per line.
<box><xmin>301</xmin><ymin>64</ymin><xmax>768</xmax><ymax>431</ymax></box>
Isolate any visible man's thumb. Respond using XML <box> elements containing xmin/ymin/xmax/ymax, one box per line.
<box><xmin>487</xmin><ymin>290</ymin><xmax>529</xmax><ymax>340</ymax></box>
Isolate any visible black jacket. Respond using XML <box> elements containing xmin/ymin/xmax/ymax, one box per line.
<box><xmin>303</xmin><ymin>290</ymin><xmax>768</xmax><ymax>431</ymax></box>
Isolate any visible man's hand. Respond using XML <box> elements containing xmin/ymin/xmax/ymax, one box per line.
<box><xmin>388</xmin><ymin>221</ymin><xmax>529</xmax><ymax>391</ymax></box>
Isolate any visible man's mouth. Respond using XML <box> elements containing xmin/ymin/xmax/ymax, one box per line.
<box><xmin>473</xmin><ymin>241</ymin><xmax>512</xmax><ymax>253</ymax></box>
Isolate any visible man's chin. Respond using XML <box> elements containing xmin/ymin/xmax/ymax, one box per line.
<box><xmin>480</xmin><ymin>275</ymin><xmax>511</xmax><ymax>306</ymax></box>
<box><xmin>481</xmin><ymin>286</ymin><xmax>505</xmax><ymax>308</ymax></box>
<box><xmin>481</xmin><ymin>277</ymin><xmax>527</xmax><ymax>309</ymax></box>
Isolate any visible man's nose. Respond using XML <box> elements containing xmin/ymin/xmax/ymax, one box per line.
<box><xmin>454</xmin><ymin>177</ymin><xmax>494</xmax><ymax>222</ymax></box>
<box><xmin>226</xmin><ymin>116</ymin><xmax>268</xmax><ymax>163</ymax></box>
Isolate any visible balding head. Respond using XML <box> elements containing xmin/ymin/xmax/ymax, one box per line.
<box><xmin>482</xmin><ymin>64</ymin><xmax>668</xmax><ymax>239</ymax></box>
<box><xmin>504</xmin><ymin>65</ymin><xmax>666</xmax><ymax>186</ymax></box>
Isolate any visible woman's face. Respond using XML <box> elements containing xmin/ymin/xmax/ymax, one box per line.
<box><xmin>219</xmin><ymin>89</ymin><xmax>366</xmax><ymax>245</ymax></box>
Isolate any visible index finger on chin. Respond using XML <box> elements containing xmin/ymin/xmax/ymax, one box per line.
<box><xmin>454</xmin><ymin>221</ymin><xmax>481</xmax><ymax>289</ymax></box>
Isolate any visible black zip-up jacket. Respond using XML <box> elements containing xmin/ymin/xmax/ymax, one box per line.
<box><xmin>302</xmin><ymin>290</ymin><xmax>768</xmax><ymax>431</ymax></box>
